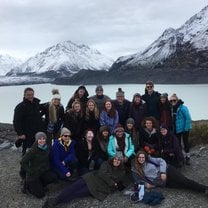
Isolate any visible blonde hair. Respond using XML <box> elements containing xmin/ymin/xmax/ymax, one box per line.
<box><xmin>49</xmin><ymin>89</ymin><xmax>60</xmax><ymax>123</ymax></box>
<box><xmin>170</xmin><ymin>93</ymin><xmax>179</xmax><ymax>101</ymax></box>
<box><xmin>85</xmin><ymin>99</ymin><xmax>99</xmax><ymax>120</ymax></box>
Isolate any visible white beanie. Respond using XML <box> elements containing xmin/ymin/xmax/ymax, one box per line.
<box><xmin>52</xmin><ymin>89</ymin><xmax>61</xmax><ymax>100</ymax></box>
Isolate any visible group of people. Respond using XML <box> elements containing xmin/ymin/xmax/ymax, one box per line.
<box><xmin>12</xmin><ymin>81</ymin><xmax>207</xmax><ymax>207</ymax></box>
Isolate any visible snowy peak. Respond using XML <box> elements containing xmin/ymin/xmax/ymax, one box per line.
<box><xmin>15</xmin><ymin>40</ymin><xmax>114</xmax><ymax>76</ymax></box>
<box><xmin>112</xmin><ymin>5</ymin><xmax>208</xmax><ymax>69</ymax></box>
<box><xmin>0</xmin><ymin>55</ymin><xmax>22</xmax><ymax>76</ymax></box>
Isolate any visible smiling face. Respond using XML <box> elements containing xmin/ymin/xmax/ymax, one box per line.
<box><xmin>62</xmin><ymin>133</ymin><xmax>71</xmax><ymax>142</ymax></box>
<box><xmin>113</xmin><ymin>157</ymin><xmax>122</xmax><ymax>166</ymax></box>
<box><xmin>160</xmin><ymin>128</ymin><xmax>168</xmax><ymax>136</ymax></box>
<box><xmin>73</xmin><ymin>103</ymin><xmax>81</xmax><ymax>112</ymax></box>
<box><xmin>127</xmin><ymin>123</ymin><xmax>133</xmax><ymax>130</ymax></box>
<box><xmin>105</xmin><ymin>101</ymin><xmax>112</xmax><ymax>111</ymax></box>
<box><xmin>102</xmin><ymin>130</ymin><xmax>109</xmax><ymax>138</ymax></box>
<box><xmin>87</xmin><ymin>101</ymin><xmax>95</xmax><ymax>111</ymax></box>
<box><xmin>145</xmin><ymin>120</ymin><xmax>153</xmax><ymax>130</ymax></box>
<box><xmin>137</xmin><ymin>153</ymin><xmax>146</xmax><ymax>164</ymax></box>
<box><xmin>24</xmin><ymin>89</ymin><xmax>34</xmax><ymax>102</ymax></box>
<box><xmin>78</xmin><ymin>88</ymin><xmax>85</xmax><ymax>97</ymax></box>
<box><xmin>86</xmin><ymin>130</ymin><xmax>94</xmax><ymax>141</ymax></box>
<box><xmin>37</xmin><ymin>137</ymin><xmax>46</xmax><ymax>146</ymax></box>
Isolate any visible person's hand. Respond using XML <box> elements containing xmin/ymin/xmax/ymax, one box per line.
<box><xmin>145</xmin><ymin>182</ymin><xmax>155</xmax><ymax>189</ymax></box>
<box><xmin>160</xmin><ymin>173</ymin><xmax>167</xmax><ymax>181</ymax></box>
<box><xmin>18</xmin><ymin>135</ymin><xmax>26</xmax><ymax>140</ymax></box>
<box><xmin>66</xmin><ymin>172</ymin><xmax>71</xmax><ymax>177</ymax></box>
<box><xmin>169</xmin><ymin>153</ymin><xmax>175</xmax><ymax>157</ymax></box>
<box><xmin>62</xmin><ymin>161</ymin><xmax>66</xmax><ymax>166</ymax></box>
<box><xmin>123</xmin><ymin>156</ymin><xmax>128</xmax><ymax>163</ymax></box>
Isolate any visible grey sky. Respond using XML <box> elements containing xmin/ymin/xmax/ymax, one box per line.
<box><xmin>0</xmin><ymin>0</ymin><xmax>207</xmax><ymax>60</ymax></box>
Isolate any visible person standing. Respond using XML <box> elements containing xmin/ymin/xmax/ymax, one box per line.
<box><xmin>142</xmin><ymin>80</ymin><xmax>161</xmax><ymax>121</ymax></box>
<box><xmin>89</xmin><ymin>85</ymin><xmax>110</xmax><ymax>113</ymax></box>
<box><xmin>13</xmin><ymin>87</ymin><xmax>44</xmax><ymax>155</ymax></box>
<box><xmin>170</xmin><ymin>94</ymin><xmax>192</xmax><ymax>165</ymax></box>
<box><xmin>113</xmin><ymin>88</ymin><xmax>131</xmax><ymax>126</ymax></box>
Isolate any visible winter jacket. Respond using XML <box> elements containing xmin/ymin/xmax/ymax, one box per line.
<box><xmin>142</xmin><ymin>91</ymin><xmax>161</xmax><ymax>120</ymax></box>
<box><xmin>99</xmin><ymin>110</ymin><xmax>119</xmax><ymax>134</ymax></box>
<box><xmin>20</xmin><ymin>142</ymin><xmax>50</xmax><ymax>178</ymax></box>
<box><xmin>13</xmin><ymin>97</ymin><xmax>44</xmax><ymax>147</ymax></box>
<box><xmin>40</xmin><ymin>102</ymin><xmax>64</xmax><ymax>134</ymax></box>
<box><xmin>113</xmin><ymin>99</ymin><xmax>131</xmax><ymax>126</ymax></box>
<box><xmin>107</xmin><ymin>133</ymin><xmax>135</xmax><ymax>159</ymax></box>
<box><xmin>82</xmin><ymin>161</ymin><xmax>126</xmax><ymax>201</ymax></box>
<box><xmin>51</xmin><ymin>139</ymin><xmax>77</xmax><ymax>177</ymax></box>
<box><xmin>131</xmin><ymin>156</ymin><xmax>167</xmax><ymax>186</ymax></box>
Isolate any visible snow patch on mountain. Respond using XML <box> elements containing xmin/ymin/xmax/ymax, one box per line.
<box><xmin>0</xmin><ymin>55</ymin><xmax>22</xmax><ymax>76</ymax></box>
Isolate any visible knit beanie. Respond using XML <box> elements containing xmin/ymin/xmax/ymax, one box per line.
<box><xmin>95</xmin><ymin>85</ymin><xmax>103</xmax><ymax>92</ymax></box>
<box><xmin>114</xmin><ymin>124</ymin><xmax>125</xmax><ymax>133</ymax></box>
<box><xmin>60</xmin><ymin>127</ymin><xmax>71</xmax><ymax>136</ymax></box>
<box><xmin>52</xmin><ymin>89</ymin><xmax>61</xmax><ymax>100</ymax></box>
<box><xmin>35</xmin><ymin>132</ymin><xmax>47</xmax><ymax>141</ymax></box>
<box><xmin>99</xmin><ymin>125</ymin><xmax>110</xmax><ymax>133</ymax></box>
<box><xmin>160</xmin><ymin>93</ymin><xmax>168</xmax><ymax>99</ymax></box>
<box><xmin>116</xmin><ymin>88</ymin><xmax>124</xmax><ymax>97</ymax></box>
<box><xmin>126</xmin><ymin>118</ymin><xmax>135</xmax><ymax>125</ymax></box>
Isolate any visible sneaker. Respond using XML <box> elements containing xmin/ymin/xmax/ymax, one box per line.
<box><xmin>185</xmin><ymin>157</ymin><xmax>191</xmax><ymax>165</ymax></box>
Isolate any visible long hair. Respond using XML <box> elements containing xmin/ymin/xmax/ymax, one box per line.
<box><xmin>134</xmin><ymin>150</ymin><xmax>148</xmax><ymax>178</ymax></box>
<box><xmin>85</xmin><ymin>99</ymin><xmax>99</xmax><ymax>120</ymax></box>
<box><xmin>49</xmin><ymin>89</ymin><xmax>60</xmax><ymax>123</ymax></box>
<box><xmin>103</xmin><ymin>99</ymin><xmax>116</xmax><ymax>118</ymax></box>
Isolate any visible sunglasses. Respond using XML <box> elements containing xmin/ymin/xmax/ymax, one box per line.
<box><xmin>170</xmin><ymin>99</ymin><xmax>177</xmax><ymax>103</ymax></box>
<box><xmin>146</xmin><ymin>85</ymin><xmax>153</xmax><ymax>89</ymax></box>
<box><xmin>63</xmin><ymin>135</ymin><xmax>71</xmax><ymax>137</ymax></box>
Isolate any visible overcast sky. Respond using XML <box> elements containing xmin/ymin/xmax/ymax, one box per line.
<box><xmin>0</xmin><ymin>0</ymin><xmax>207</xmax><ymax>60</ymax></box>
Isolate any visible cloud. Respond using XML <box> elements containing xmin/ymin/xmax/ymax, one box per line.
<box><xmin>0</xmin><ymin>0</ymin><xmax>207</xmax><ymax>60</ymax></box>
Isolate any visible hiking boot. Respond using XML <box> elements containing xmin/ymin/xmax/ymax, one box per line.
<box><xmin>185</xmin><ymin>157</ymin><xmax>191</xmax><ymax>165</ymax></box>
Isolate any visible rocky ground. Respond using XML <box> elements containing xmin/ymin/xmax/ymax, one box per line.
<box><xmin>0</xmin><ymin>123</ymin><xmax>208</xmax><ymax>208</ymax></box>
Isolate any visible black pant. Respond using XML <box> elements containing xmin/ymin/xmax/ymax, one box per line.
<box><xmin>176</xmin><ymin>131</ymin><xmax>190</xmax><ymax>153</ymax></box>
<box><xmin>26</xmin><ymin>170</ymin><xmax>57</xmax><ymax>198</ymax></box>
<box><xmin>166</xmin><ymin>165</ymin><xmax>206</xmax><ymax>193</ymax></box>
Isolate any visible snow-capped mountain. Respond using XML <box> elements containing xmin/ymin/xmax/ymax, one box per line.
<box><xmin>9</xmin><ymin>41</ymin><xmax>114</xmax><ymax>77</ymax></box>
<box><xmin>0</xmin><ymin>55</ymin><xmax>22</xmax><ymax>76</ymax></box>
<box><xmin>111</xmin><ymin>5</ymin><xmax>208</xmax><ymax>70</ymax></box>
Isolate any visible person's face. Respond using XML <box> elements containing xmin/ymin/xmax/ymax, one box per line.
<box><xmin>96</xmin><ymin>89</ymin><xmax>103</xmax><ymax>96</ymax></box>
<box><xmin>117</xmin><ymin>95</ymin><xmax>124</xmax><ymax>104</ymax></box>
<box><xmin>160</xmin><ymin>97</ymin><xmax>166</xmax><ymax>103</ymax></box>
<box><xmin>146</xmin><ymin>84</ymin><xmax>154</xmax><ymax>93</ymax></box>
<box><xmin>115</xmin><ymin>129</ymin><xmax>124</xmax><ymax>138</ymax></box>
<box><xmin>53</xmin><ymin>98</ymin><xmax>60</xmax><ymax>106</ymax></box>
<box><xmin>160</xmin><ymin>128</ymin><xmax>168</xmax><ymax>136</ymax></box>
<box><xmin>87</xmin><ymin>101</ymin><xmax>95</xmax><ymax>111</ymax></box>
<box><xmin>145</xmin><ymin>120</ymin><xmax>153</xmax><ymax>130</ymax></box>
<box><xmin>37</xmin><ymin>137</ymin><xmax>46</xmax><ymax>145</ymax></box>
<box><xmin>127</xmin><ymin>123</ymin><xmax>133</xmax><ymax>130</ymax></box>
<box><xmin>137</xmin><ymin>153</ymin><xmax>146</xmax><ymax>164</ymax></box>
<box><xmin>86</xmin><ymin>130</ymin><xmax>94</xmax><ymax>141</ymax></box>
<box><xmin>134</xmin><ymin>96</ymin><xmax>141</xmax><ymax>104</ymax></box>
<box><xmin>113</xmin><ymin>157</ymin><xmax>121</xmax><ymax>166</ymax></box>
<box><xmin>62</xmin><ymin>133</ymin><xmax>71</xmax><ymax>142</ymax></box>
<box><xmin>78</xmin><ymin>89</ymin><xmax>85</xmax><ymax>97</ymax></box>
<box><xmin>74</xmin><ymin>103</ymin><xmax>81</xmax><ymax>112</ymax></box>
<box><xmin>170</xmin><ymin>97</ymin><xmax>178</xmax><ymax>106</ymax></box>
<box><xmin>24</xmin><ymin>90</ymin><xmax>34</xmax><ymax>102</ymax></box>
<box><xmin>105</xmin><ymin>101</ymin><xmax>112</xmax><ymax>111</ymax></box>
<box><xmin>102</xmin><ymin>130</ymin><xmax>109</xmax><ymax>138</ymax></box>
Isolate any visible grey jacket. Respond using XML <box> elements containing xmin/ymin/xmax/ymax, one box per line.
<box><xmin>131</xmin><ymin>156</ymin><xmax>167</xmax><ymax>187</ymax></box>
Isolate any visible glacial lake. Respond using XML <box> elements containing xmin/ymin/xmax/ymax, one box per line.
<box><xmin>0</xmin><ymin>83</ymin><xmax>208</xmax><ymax>123</ymax></box>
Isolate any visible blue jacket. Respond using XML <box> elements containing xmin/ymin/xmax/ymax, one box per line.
<box><xmin>175</xmin><ymin>104</ymin><xmax>192</xmax><ymax>133</ymax></box>
<box><xmin>107</xmin><ymin>133</ymin><xmax>135</xmax><ymax>158</ymax></box>
<box><xmin>99</xmin><ymin>110</ymin><xmax>119</xmax><ymax>134</ymax></box>
<box><xmin>51</xmin><ymin>139</ymin><xmax>76</xmax><ymax>176</ymax></box>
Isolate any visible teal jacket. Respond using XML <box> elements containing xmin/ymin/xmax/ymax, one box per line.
<box><xmin>107</xmin><ymin>133</ymin><xmax>135</xmax><ymax>158</ymax></box>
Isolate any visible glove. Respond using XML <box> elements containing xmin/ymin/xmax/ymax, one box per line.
<box><xmin>116</xmin><ymin>181</ymin><xmax>125</xmax><ymax>191</ymax></box>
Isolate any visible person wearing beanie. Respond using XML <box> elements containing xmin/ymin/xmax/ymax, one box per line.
<box><xmin>125</xmin><ymin>118</ymin><xmax>140</xmax><ymax>153</ymax></box>
<box><xmin>41</xmin><ymin>89</ymin><xmax>64</xmax><ymax>146</ymax></box>
<box><xmin>129</xmin><ymin>93</ymin><xmax>147</xmax><ymax>131</ymax></box>
<box><xmin>20</xmin><ymin>132</ymin><xmax>57</xmax><ymax>198</ymax></box>
<box><xmin>113</xmin><ymin>88</ymin><xmax>131</xmax><ymax>126</ymax></box>
<box><xmin>51</xmin><ymin>128</ymin><xmax>78</xmax><ymax>180</ymax></box>
<box><xmin>159</xmin><ymin>124</ymin><xmax>184</xmax><ymax>168</ymax></box>
<box><xmin>159</xmin><ymin>92</ymin><xmax>172</xmax><ymax>130</ymax></box>
<box><xmin>66</xmin><ymin>85</ymin><xmax>89</xmax><ymax>111</ymax></box>
<box><xmin>89</xmin><ymin>85</ymin><xmax>111</xmax><ymax>113</ymax></box>
<box><xmin>107</xmin><ymin>123</ymin><xmax>134</xmax><ymax>163</ymax></box>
